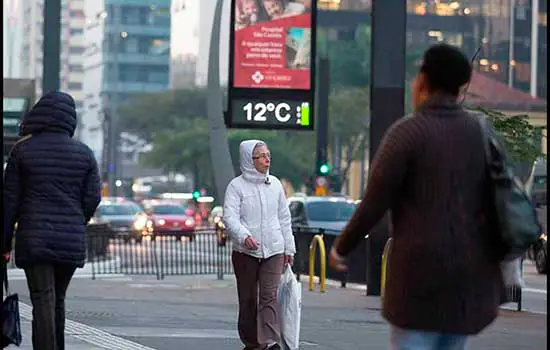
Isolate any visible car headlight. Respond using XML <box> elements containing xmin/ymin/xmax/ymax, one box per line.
<box><xmin>133</xmin><ymin>216</ymin><xmax>148</xmax><ymax>230</ymax></box>
<box><xmin>185</xmin><ymin>218</ymin><xmax>195</xmax><ymax>226</ymax></box>
<box><xmin>157</xmin><ymin>219</ymin><xmax>166</xmax><ymax>226</ymax></box>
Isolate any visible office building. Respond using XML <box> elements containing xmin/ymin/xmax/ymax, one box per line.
<box><xmin>170</xmin><ymin>0</ymin><xmax>199</xmax><ymax>88</ymax></box>
<box><xmin>20</xmin><ymin>0</ymin><xmax>87</xmax><ymax>110</ymax></box>
<box><xmin>82</xmin><ymin>0</ymin><xmax>171</xmax><ymax>168</ymax></box>
<box><xmin>316</xmin><ymin>0</ymin><xmax>547</xmax><ymax>98</ymax></box>
<box><xmin>3</xmin><ymin>0</ymin><xmax>24</xmax><ymax>78</ymax></box>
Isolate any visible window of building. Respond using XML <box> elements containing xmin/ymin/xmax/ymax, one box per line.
<box><xmin>70</xmin><ymin>28</ymin><xmax>84</xmax><ymax>36</ymax></box>
<box><xmin>149</xmin><ymin>38</ymin><xmax>170</xmax><ymax>55</ymax></box>
<box><xmin>121</xmin><ymin>6</ymin><xmax>141</xmax><ymax>25</ymax></box>
<box><xmin>120</xmin><ymin>64</ymin><xmax>148</xmax><ymax>83</ymax></box>
<box><xmin>67</xmin><ymin>82</ymin><xmax>83</xmax><ymax>90</ymax></box>
<box><xmin>146</xmin><ymin>6</ymin><xmax>170</xmax><ymax>26</ymax></box>
<box><xmin>69</xmin><ymin>46</ymin><xmax>86</xmax><ymax>54</ymax></box>
<box><xmin>69</xmin><ymin>64</ymin><xmax>84</xmax><ymax>72</ymax></box>
<box><xmin>514</xmin><ymin>62</ymin><xmax>531</xmax><ymax>82</ymax></box>
<box><xmin>69</xmin><ymin>10</ymin><xmax>85</xmax><ymax>18</ymax></box>
<box><xmin>539</xmin><ymin>12</ymin><xmax>547</xmax><ymax>26</ymax></box>
<box><xmin>124</xmin><ymin>37</ymin><xmax>139</xmax><ymax>53</ymax></box>
<box><xmin>148</xmin><ymin>69</ymin><xmax>169</xmax><ymax>84</ymax></box>
<box><xmin>318</xmin><ymin>0</ymin><xmax>342</xmax><ymax>10</ymax></box>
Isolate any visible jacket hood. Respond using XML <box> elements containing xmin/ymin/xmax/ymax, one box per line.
<box><xmin>239</xmin><ymin>139</ymin><xmax>269</xmax><ymax>184</ymax></box>
<box><xmin>20</xmin><ymin>91</ymin><xmax>77</xmax><ymax>137</ymax></box>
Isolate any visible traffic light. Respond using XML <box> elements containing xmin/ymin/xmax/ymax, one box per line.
<box><xmin>192</xmin><ymin>190</ymin><xmax>201</xmax><ymax>200</ymax></box>
<box><xmin>319</xmin><ymin>163</ymin><xmax>330</xmax><ymax>175</ymax></box>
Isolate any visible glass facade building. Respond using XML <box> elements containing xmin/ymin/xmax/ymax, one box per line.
<box><xmin>315</xmin><ymin>0</ymin><xmax>547</xmax><ymax>98</ymax></box>
<box><xmin>82</xmin><ymin>0</ymin><xmax>171</xmax><ymax>167</ymax></box>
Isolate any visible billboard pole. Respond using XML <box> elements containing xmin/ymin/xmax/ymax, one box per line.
<box><xmin>207</xmin><ymin>0</ymin><xmax>235</xmax><ymax>203</ymax></box>
<box><xmin>366</xmin><ymin>0</ymin><xmax>406</xmax><ymax>296</ymax></box>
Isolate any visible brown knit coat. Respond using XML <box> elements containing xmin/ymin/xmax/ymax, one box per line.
<box><xmin>336</xmin><ymin>94</ymin><xmax>504</xmax><ymax>335</ymax></box>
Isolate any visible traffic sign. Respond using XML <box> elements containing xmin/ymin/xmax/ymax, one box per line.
<box><xmin>315</xmin><ymin>186</ymin><xmax>327</xmax><ymax>196</ymax></box>
<box><xmin>315</xmin><ymin>176</ymin><xmax>327</xmax><ymax>187</ymax></box>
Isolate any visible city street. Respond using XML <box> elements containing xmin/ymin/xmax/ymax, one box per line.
<box><xmin>6</xmin><ymin>260</ymin><xmax>546</xmax><ymax>350</ymax></box>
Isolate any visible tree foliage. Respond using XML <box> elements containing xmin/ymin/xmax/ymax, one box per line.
<box><xmin>472</xmin><ymin>107</ymin><xmax>545</xmax><ymax>180</ymax></box>
<box><xmin>118</xmin><ymin>88</ymin><xmax>208</xmax><ymax>142</ymax></box>
<box><xmin>328</xmin><ymin>87</ymin><xmax>369</xmax><ymax>185</ymax></box>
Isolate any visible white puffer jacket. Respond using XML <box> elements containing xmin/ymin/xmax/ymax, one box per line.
<box><xmin>223</xmin><ymin>140</ymin><xmax>296</xmax><ymax>259</ymax></box>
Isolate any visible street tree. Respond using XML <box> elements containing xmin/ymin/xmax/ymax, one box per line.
<box><xmin>471</xmin><ymin>107</ymin><xmax>546</xmax><ymax>181</ymax></box>
<box><xmin>118</xmin><ymin>88</ymin><xmax>208</xmax><ymax>141</ymax></box>
<box><xmin>327</xmin><ymin>87</ymin><xmax>369</xmax><ymax>188</ymax></box>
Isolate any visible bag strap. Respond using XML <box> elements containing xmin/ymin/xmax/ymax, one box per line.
<box><xmin>3</xmin><ymin>263</ymin><xmax>9</xmax><ymax>296</ymax></box>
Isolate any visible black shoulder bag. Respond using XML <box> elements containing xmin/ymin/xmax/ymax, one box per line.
<box><xmin>476</xmin><ymin>114</ymin><xmax>541</xmax><ymax>261</ymax></box>
<box><xmin>1</xmin><ymin>264</ymin><xmax>22</xmax><ymax>348</ymax></box>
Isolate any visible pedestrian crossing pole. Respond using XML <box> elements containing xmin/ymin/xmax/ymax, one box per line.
<box><xmin>366</xmin><ymin>0</ymin><xmax>406</xmax><ymax>296</ymax></box>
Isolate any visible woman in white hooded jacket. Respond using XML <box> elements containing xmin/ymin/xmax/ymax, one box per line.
<box><xmin>224</xmin><ymin>139</ymin><xmax>296</xmax><ymax>350</ymax></box>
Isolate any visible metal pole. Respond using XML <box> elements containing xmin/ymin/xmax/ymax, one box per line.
<box><xmin>42</xmin><ymin>0</ymin><xmax>62</xmax><ymax>93</ymax></box>
<box><xmin>508</xmin><ymin>0</ymin><xmax>515</xmax><ymax>88</ymax></box>
<box><xmin>207</xmin><ymin>0</ymin><xmax>235</xmax><ymax>204</ymax></box>
<box><xmin>8</xmin><ymin>27</ymin><xmax>15</xmax><ymax>78</ymax></box>
<box><xmin>106</xmin><ymin>5</ymin><xmax>122</xmax><ymax>196</ymax></box>
<box><xmin>529</xmin><ymin>0</ymin><xmax>539</xmax><ymax>97</ymax></box>
<box><xmin>366</xmin><ymin>0</ymin><xmax>406</xmax><ymax>296</ymax></box>
<box><xmin>316</xmin><ymin>58</ymin><xmax>330</xmax><ymax>175</ymax></box>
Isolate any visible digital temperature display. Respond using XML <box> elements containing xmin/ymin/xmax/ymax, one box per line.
<box><xmin>230</xmin><ymin>99</ymin><xmax>313</xmax><ymax>130</ymax></box>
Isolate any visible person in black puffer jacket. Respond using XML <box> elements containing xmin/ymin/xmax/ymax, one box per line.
<box><xmin>2</xmin><ymin>91</ymin><xmax>101</xmax><ymax>350</ymax></box>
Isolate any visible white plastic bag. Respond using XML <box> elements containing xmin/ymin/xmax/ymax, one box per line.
<box><xmin>277</xmin><ymin>264</ymin><xmax>302</xmax><ymax>350</ymax></box>
<box><xmin>501</xmin><ymin>258</ymin><xmax>524</xmax><ymax>288</ymax></box>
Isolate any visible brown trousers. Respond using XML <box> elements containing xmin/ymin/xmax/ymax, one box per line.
<box><xmin>232</xmin><ymin>251</ymin><xmax>284</xmax><ymax>349</ymax></box>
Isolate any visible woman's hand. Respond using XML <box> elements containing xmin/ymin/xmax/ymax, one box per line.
<box><xmin>328</xmin><ymin>246</ymin><xmax>347</xmax><ymax>271</ymax></box>
<box><xmin>284</xmin><ymin>255</ymin><xmax>293</xmax><ymax>265</ymax></box>
<box><xmin>244</xmin><ymin>235</ymin><xmax>259</xmax><ymax>250</ymax></box>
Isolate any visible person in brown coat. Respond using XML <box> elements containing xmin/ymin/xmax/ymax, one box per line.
<box><xmin>329</xmin><ymin>44</ymin><xmax>504</xmax><ymax>350</ymax></box>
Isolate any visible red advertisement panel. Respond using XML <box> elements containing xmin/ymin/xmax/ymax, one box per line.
<box><xmin>232</xmin><ymin>0</ymin><xmax>313</xmax><ymax>90</ymax></box>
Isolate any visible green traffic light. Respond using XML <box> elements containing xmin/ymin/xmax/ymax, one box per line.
<box><xmin>192</xmin><ymin>191</ymin><xmax>201</xmax><ymax>199</ymax></box>
<box><xmin>319</xmin><ymin>163</ymin><xmax>330</xmax><ymax>174</ymax></box>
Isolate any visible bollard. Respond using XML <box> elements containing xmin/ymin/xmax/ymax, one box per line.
<box><xmin>308</xmin><ymin>234</ymin><xmax>326</xmax><ymax>293</ymax></box>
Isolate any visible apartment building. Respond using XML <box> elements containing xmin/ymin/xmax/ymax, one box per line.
<box><xmin>20</xmin><ymin>0</ymin><xmax>87</xmax><ymax>114</ymax></box>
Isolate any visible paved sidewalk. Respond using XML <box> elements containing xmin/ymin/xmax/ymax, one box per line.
<box><xmin>6</xmin><ymin>300</ymin><xmax>155</xmax><ymax>350</ymax></box>
<box><xmin>7</xmin><ymin>318</ymin><xmax>104</xmax><ymax>350</ymax></box>
<box><xmin>6</xmin><ymin>273</ymin><xmax>547</xmax><ymax>350</ymax></box>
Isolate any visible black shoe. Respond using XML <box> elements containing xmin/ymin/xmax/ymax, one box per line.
<box><xmin>267</xmin><ymin>345</ymin><xmax>281</xmax><ymax>350</ymax></box>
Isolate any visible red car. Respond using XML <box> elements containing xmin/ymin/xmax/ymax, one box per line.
<box><xmin>145</xmin><ymin>203</ymin><xmax>196</xmax><ymax>241</ymax></box>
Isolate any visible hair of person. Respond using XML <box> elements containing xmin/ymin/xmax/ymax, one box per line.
<box><xmin>419</xmin><ymin>44</ymin><xmax>472</xmax><ymax>96</ymax></box>
<box><xmin>253</xmin><ymin>141</ymin><xmax>266</xmax><ymax>154</ymax></box>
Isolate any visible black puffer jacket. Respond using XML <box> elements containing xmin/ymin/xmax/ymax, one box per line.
<box><xmin>3</xmin><ymin>91</ymin><xmax>101</xmax><ymax>268</ymax></box>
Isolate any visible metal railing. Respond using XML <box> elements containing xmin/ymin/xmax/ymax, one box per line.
<box><xmin>4</xmin><ymin>222</ymin><xmax>519</xmax><ymax>311</ymax></box>
<box><xmin>87</xmin><ymin>223</ymin><xmax>233</xmax><ymax>280</ymax></box>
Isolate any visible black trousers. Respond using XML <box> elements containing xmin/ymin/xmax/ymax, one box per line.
<box><xmin>24</xmin><ymin>264</ymin><xmax>76</xmax><ymax>350</ymax></box>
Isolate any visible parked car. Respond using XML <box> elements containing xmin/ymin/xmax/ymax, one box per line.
<box><xmin>145</xmin><ymin>202</ymin><xmax>196</xmax><ymax>241</ymax></box>
<box><xmin>288</xmin><ymin>194</ymin><xmax>357</xmax><ymax>235</ymax></box>
<box><xmin>92</xmin><ymin>198</ymin><xmax>148</xmax><ymax>243</ymax></box>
